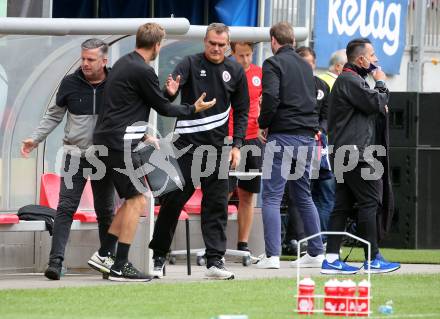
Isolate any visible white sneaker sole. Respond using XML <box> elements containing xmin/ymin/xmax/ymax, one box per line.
<box><xmin>320</xmin><ymin>268</ymin><xmax>358</xmax><ymax>275</ymax></box>
<box><xmin>364</xmin><ymin>265</ymin><xmax>400</xmax><ymax>274</ymax></box>
<box><xmin>256</xmin><ymin>265</ymin><xmax>280</xmax><ymax>269</ymax></box>
<box><xmin>87</xmin><ymin>259</ymin><xmax>110</xmax><ymax>274</ymax></box>
<box><xmin>205</xmin><ymin>274</ymin><xmax>235</xmax><ymax>280</ymax></box>
<box><xmin>108</xmin><ymin>276</ymin><xmax>152</xmax><ymax>282</ymax></box>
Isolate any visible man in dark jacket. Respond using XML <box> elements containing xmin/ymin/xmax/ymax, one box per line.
<box><xmin>256</xmin><ymin>22</ymin><xmax>324</xmax><ymax>269</ymax></box>
<box><xmin>281</xmin><ymin>46</ymin><xmax>334</xmax><ymax>257</ymax></box>
<box><xmin>321</xmin><ymin>38</ymin><xmax>400</xmax><ymax>275</ymax></box>
<box><xmin>149</xmin><ymin>23</ymin><xmax>249</xmax><ymax>280</ymax></box>
<box><xmin>21</xmin><ymin>39</ymin><xmax>115</xmax><ymax>280</ymax></box>
<box><xmin>90</xmin><ymin>23</ymin><xmax>215</xmax><ymax>282</ymax></box>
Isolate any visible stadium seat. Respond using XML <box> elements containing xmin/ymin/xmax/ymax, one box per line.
<box><xmin>0</xmin><ymin>214</ymin><xmax>19</xmax><ymax>224</ymax></box>
<box><xmin>39</xmin><ymin>173</ymin><xmax>97</xmax><ymax>222</ymax></box>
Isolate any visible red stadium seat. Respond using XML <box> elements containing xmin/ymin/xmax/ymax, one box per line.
<box><xmin>0</xmin><ymin>214</ymin><xmax>19</xmax><ymax>224</ymax></box>
<box><xmin>39</xmin><ymin>173</ymin><xmax>97</xmax><ymax>222</ymax></box>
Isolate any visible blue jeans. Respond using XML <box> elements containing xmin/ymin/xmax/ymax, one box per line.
<box><xmin>261</xmin><ymin>133</ymin><xmax>324</xmax><ymax>257</ymax></box>
<box><xmin>311</xmin><ymin>177</ymin><xmax>335</xmax><ymax>241</ymax></box>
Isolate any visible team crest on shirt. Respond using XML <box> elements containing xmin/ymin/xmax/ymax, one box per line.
<box><xmin>252</xmin><ymin>76</ymin><xmax>261</xmax><ymax>87</ymax></box>
<box><xmin>200</xmin><ymin>69</ymin><xmax>206</xmax><ymax>77</ymax></box>
<box><xmin>317</xmin><ymin>89</ymin><xmax>324</xmax><ymax>100</ymax></box>
<box><xmin>222</xmin><ymin>70</ymin><xmax>231</xmax><ymax>82</ymax></box>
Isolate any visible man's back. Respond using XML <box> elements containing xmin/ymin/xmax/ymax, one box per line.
<box><xmin>259</xmin><ymin>45</ymin><xmax>318</xmax><ymax>135</ymax></box>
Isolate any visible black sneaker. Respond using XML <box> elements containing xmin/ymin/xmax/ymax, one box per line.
<box><xmin>108</xmin><ymin>262</ymin><xmax>153</xmax><ymax>282</ymax></box>
<box><xmin>152</xmin><ymin>256</ymin><xmax>166</xmax><ymax>278</ymax></box>
<box><xmin>44</xmin><ymin>258</ymin><xmax>62</xmax><ymax>280</ymax></box>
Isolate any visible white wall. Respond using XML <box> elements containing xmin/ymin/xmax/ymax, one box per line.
<box><xmin>386</xmin><ymin>49</ymin><xmax>440</xmax><ymax>92</ymax></box>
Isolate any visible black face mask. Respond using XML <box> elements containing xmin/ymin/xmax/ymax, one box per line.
<box><xmin>362</xmin><ymin>56</ymin><xmax>378</xmax><ymax>73</ymax></box>
<box><xmin>364</xmin><ymin>62</ymin><xmax>378</xmax><ymax>73</ymax></box>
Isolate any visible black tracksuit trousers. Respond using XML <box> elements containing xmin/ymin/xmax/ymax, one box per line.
<box><xmin>49</xmin><ymin>154</ymin><xmax>114</xmax><ymax>262</ymax></box>
<box><xmin>326</xmin><ymin>163</ymin><xmax>380</xmax><ymax>259</ymax></box>
<box><xmin>149</xmin><ymin>153</ymin><xmax>229</xmax><ymax>268</ymax></box>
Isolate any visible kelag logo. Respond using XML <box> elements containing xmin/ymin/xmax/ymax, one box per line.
<box><xmin>314</xmin><ymin>0</ymin><xmax>409</xmax><ymax>75</ymax></box>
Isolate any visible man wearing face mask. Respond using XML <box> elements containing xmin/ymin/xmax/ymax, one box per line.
<box><xmin>321</xmin><ymin>38</ymin><xmax>400</xmax><ymax>275</ymax></box>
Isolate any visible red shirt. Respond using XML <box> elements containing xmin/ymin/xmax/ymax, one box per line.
<box><xmin>229</xmin><ymin>64</ymin><xmax>262</xmax><ymax>140</ymax></box>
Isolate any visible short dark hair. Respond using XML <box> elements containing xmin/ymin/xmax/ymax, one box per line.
<box><xmin>81</xmin><ymin>38</ymin><xmax>108</xmax><ymax>56</ymax></box>
<box><xmin>205</xmin><ymin>22</ymin><xmax>230</xmax><ymax>41</ymax></box>
<box><xmin>270</xmin><ymin>22</ymin><xmax>294</xmax><ymax>46</ymax></box>
<box><xmin>346</xmin><ymin>38</ymin><xmax>371</xmax><ymax>62</ymax></box>
<box><xmin>296</xmin><ymin>46</ymin><xmax>316</xmax><ymax>60</ymax></box>
<box><xmin>136</xmin><ymin>23</ymin><xmax>165</xmax><ymax>49</ymax></box>
<box><xmin>230</xmin><ymin>41</ymin><xmax>254</xmax><ymax>52</ymax></box>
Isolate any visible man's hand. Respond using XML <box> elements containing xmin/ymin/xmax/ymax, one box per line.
<box><xmin>143</xmin><ymin>134</ymin><xmax>160</xmax><ymax>150</ymax></box>
<box><xmin>194</xmin><ymin>92</ymin><xmax>216</xmax><ymax>113</ymax></box>
<box><xmin>165</xmin><ymin>74</ymin><xmax>181</xmax><ymax>96</ymax></box>
<box><xmin>229</xmin><ymin>146</ymin><xmax>241</xmax><ymax>170</ymax></box>
<box><xmin>372</xmin><ymin>68</ymin><xmax>386</xmax><ymax>82</ymax></box>
<box><xmin>384</xmin><ymin>105</ymin><xmax>388</xmax><ymax>113</ymax></box>
<box><xmin>258</xmin><ymin>128</ymin><xmax>268</xmax><ymax>144</ymax></box>
<box><xmin>21</xmin><ymin>138</ymin><xmax>38</xmax><ymax>158</ymax></box>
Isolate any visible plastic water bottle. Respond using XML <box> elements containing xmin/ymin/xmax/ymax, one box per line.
<box><xmin>339</xmin><ymin>279</ymin><xmax>356</xmax><ymax>316</ymax></box>
<box><xmin>357</xmin><ymin>279</ymin><xmax>371</xmax><ymax>317</ymax></box>
<box><xmin>378</xmin><ymin>301</ymin><xmax>394</xmax><ymax>315</ymax></box>
<box><xmin>324</xmin><ymin>278</ymin><xmax>339</xmax><ymax>316</ymax></box>
<box><xmin>297</xmin><ymin>277</ymin><xmax>315</xmax><ymax>314</ymax></box>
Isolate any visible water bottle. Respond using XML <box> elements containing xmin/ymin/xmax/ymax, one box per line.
<box><xmin>297</xmin><ymin>277</ymin><xmax>315</xmax><ymax>314</ymax></box>
<box><xmin>339</xmin><ymin>279</ymin><xmax>356</xmax><ymax>316</ymax></box>
<box><xmin>378</xmin><ymin>301</ymin><xmax>394</xmax><ymax>315</ymax></box>
<box><xmin>324</xmin><ymin>279</ymin><xmax>339</xmax><ymax>316</ymax></box>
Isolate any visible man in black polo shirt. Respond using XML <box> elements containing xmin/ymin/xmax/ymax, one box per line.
<box><xmin>88</xmin><ymin>23</ymin><xmax>216</xmax><ymax>282</ymax></box>
<box><xmin>149</xmin><ymin>23</ymin><xmax>249</xmax><ymax>280</ymax></box>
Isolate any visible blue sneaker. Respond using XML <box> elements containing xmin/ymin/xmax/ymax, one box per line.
<box><xmin>321</xmin><ymin>259</ymin><xmax>360</xmax><ymax>275</ymax></box>
<box><xmin>364</xmin><ymin>254</ymin><xmax>400</xmax><ymax>274</ymax></box>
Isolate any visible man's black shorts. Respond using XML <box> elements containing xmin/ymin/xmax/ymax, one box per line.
<box><xmin>101</xmin><ymin>149</ymin><xmax>148</xmax><ymax>199</ymax></box>
<box><xmin>228</xmin><ymin>138</ymin><xmax>262</xmax><ymax>194</ymax></box>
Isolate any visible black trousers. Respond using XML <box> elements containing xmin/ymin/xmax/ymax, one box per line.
<box><xmin>326</xmin><ymin>163</ymin><xmax>380</xmax><ymax>259</ymax></box>
<box><xmin>149</xmin><ymin>153</ymin><xmax>229</xmax><ymax>267</ymax></box>
<box><xmin>49</xmin><ymin>154</ymin><xmax>115</xmax><ymax>261</ymax></box>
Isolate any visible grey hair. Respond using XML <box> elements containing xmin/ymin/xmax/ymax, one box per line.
<box><xmin>81</xmin><ymin>38</ymin><xmax>108</xmax><ymax>56</ymax></box>
<box><xmin>328</xmin><ymin>49</ymin><xmax>347</xmax><ymax>70</ymax></box>
<box><xmin>205</xmin><ymin>22</ymin><xmax>230</xmax><ymax>41</ymax></box>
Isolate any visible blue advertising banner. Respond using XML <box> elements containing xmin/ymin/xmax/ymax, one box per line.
<box><xmin>314</xmin><ymin>0</ymin><xmax>409</xmax><ymax>75</ymax></box>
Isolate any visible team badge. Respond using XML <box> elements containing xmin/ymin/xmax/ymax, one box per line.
<box><xmin>222</xmin><ymin>70</ymin><xmax>231</xmax><ymax>82</ymax></box>
<box><xmin>252</xmin><ymin>76</ymin><xmax>261</xmax><ymax>86</ymax></box>
<box><xmin>200</xmin><ymin>69</ymin><xmax>206</xmax><ymax>77</ymax></box>
<box><xmin>317</xmin><ymin>89</ymin><xmax>324</xmax><ymax>100</ymax></box>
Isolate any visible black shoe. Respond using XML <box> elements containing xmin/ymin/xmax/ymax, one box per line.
<box><xmin>44</xmin><ymin>258</ymin><xmax>62</xmax><ymax>280</ymax></box>
<box><xmin>108</xmin><ymin>262</ymin><xmax>153</xmax><ymax>282</ymax></box>
<box><xmin>282</xmin><ymin>239</ymin><xmax>307</xmax><ymax>256</ymax></box>
<box><xmin>152</xmin><ymin>256</ymin><xmax>166</xmax><ymax>278</ymax></box>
